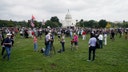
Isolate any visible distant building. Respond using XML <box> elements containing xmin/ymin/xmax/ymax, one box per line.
<box><xmin>61</xmin><ymin>10</ymin><xmax>76</xmax><ymax>27</ymax></box>
<box><xmin>114</xmin><ymin>21</ymin><xmax>123</xmax><ymax>24</ymax></box>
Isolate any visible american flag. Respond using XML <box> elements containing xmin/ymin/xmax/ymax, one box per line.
<box><xmin>31</xmin><ymin>19</ymin><xmax>35</xmax><ymax>27</ymax></box>
<box><xmin>31</xmin><ymin>15</ymin><xmax>35</xmax><ymax>27</ymax></box>
<box><xmin>32</xmin><ymin>15</ymin><xmax>35</xmax><ymax>20</ymax></box>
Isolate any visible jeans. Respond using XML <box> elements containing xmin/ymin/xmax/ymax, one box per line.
<box><xmin>34</xmin><ymin>43</ymin><xmax>38</xmax><ymax>51</ymax></box>
<box><xmin>44</xmin><ymin>42</ymin><xmax>51</xmax><ymax>56</ymax></box>
<box><xmin>104</xmin><ymin>38</ymin><xmax>107</xmax><ymax>45</ymax></box>
<box><xmin>82</xmin><ymin>35</ymin><xmax>85</xmax><ymax>40</ymax></box>
<box><xmin>70</xmin><ymin>32</ymin><xmax>72</xmax><ymax>39</ymax></box>
<box><xmin>99</xmin><ymin>40</ymin><xmax>103</xmax><ymax>48</ymax></box>
<box><xmin>61</xmin><ymin>42</ymin><xmax>65</xmax><ymax>52</ymax></box>
<box><xmin>3</xmin><ymin>47</ymin><xmax>11</xmax><ymax>60</ymax></box>
<box><xmin>88</xmin><ymin>46</ymin><xmax>96</xmax><ymax>61</ymax></box>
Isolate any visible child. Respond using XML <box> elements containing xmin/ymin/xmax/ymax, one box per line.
<box><xmin>71</xmin><ymin>39</ymin><xmax>74</xmax><ymax>50</ymax></box>
<box><xmin>33</xmin><ymin>35</ymin><xmax>38</xmax><ymax>51</ymax></box>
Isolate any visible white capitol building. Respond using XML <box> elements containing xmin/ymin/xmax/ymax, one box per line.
<box><xmin>61</xmin><ymin>10</ymin><xmax>76</xmax><ymax>27</ymax></box>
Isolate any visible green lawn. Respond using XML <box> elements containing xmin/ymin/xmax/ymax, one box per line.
<box><xmin>0</xmin><ymin>34</ymin><xmax>128</xmax><ymax>72</ymax></box>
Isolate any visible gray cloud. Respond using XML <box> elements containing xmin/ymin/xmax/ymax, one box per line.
<box><xmin>0</xmin><ymin>0</ymin><xmax>128</xmax><ymax>21</ymax></box>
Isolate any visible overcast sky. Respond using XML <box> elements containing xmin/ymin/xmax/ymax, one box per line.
<box><xmin>0</xmin><ymin>0</ymin><xmax>128</xmax><ymax>22</ymax></box>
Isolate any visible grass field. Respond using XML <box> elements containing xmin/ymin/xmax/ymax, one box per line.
<box><xmin>0</xmin><ymin>34</ymin><xmax>128</xmax><ymax>72</ymax></box>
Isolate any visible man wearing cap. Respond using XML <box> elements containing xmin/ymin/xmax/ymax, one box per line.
<box><xmin>44</xmin><ymin>32</ymin><xmax>51</xmax><ymax>56</ymax></box>
<box><xmin>3</xmin><ymin>33</ymin><xmax>12</xmax><ymax>60</ymax></box>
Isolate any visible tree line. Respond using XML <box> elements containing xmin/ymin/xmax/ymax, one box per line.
<box><xmin>0</xmin><ymin>16</ymin><xmax>62</xmax><ymax>28</ymax></box>
<box><xmin>0</xmin><ymin>16</ymin><xmax>128</xmax><ymax>28</ymax></box>
<box><xmin>76</xmin><ymin>19</ymin><xmax>128</xmax><ymax>28</ymax></box>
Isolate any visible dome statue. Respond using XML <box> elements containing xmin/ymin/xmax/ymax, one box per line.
<box><xmin>65</xmin><ymin>10</ymin><xmax>72</xmax><ymax>19</ymax></box>
<box><xmin>61</xmin><ymin>10</ymin><xmax>76</xmax><ymax>27</ymax></box>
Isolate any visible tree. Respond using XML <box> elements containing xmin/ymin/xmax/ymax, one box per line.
<box><xmin>99</xmin><ymin>19</ymin><xmax>107</xmax><ymax>28</ymax></box>
<box><xmin>8</xmin><ymin>20</ymin><xmax>14</xmax><ymax>27</ymax></box>
<box><xmin>34</xmin><ymin>20</ymin><xmax>39</xmax><ymax>27</ymax></box>
<box><xmin>0</xmin><ymin>20</ymin><xmax>14</xmax><ymax>27</ymax></box>
<box><xmin>45</xmin><ymin>20</ymin><xmax>53</xmax><ymax>28</ymax></box>
<box><xmin>88</xmin><ymin>20</ymin><xmax>98</xmax><ymax>28</ymax></box>
<box><xmin>45</xmin><ymin>20</ymin><xmax>62</xmax><ymax>28</ymax></box>
<box><xmin>79</xmin><ymin>19</ymin><xmax>84</xmax><ymax>27</ymax></box>
<box><xmin>123</xmin><ymin>21</ymin><xmax>128</xmax><ymax>28</ymax></box>
<box><xmin>77</xmin><ymin>19</ymin><xmax>98</xmax><ymax>28</ymax></box>
<box><xmin>83</xmin><ymin>21</ymin><xmax>88</xmax><ymax>27</ymax></box>
<box><xmin>48</xmin><ymin>16</ymin><xmax>62</xmax><ymax>28</ymax></box>
<box><xmin>106</xmin><ymin>22</ymin><xmax>111</xmax><ymax>28</ymax></box>
<box><xmin>50</xmin><ymin>16</ymin><xmax>59</xmax><ymax>22</ymax></box>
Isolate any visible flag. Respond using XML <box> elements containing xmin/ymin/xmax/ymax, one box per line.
<box><xmin>32</xmin><ymin>15</ymin><xmax>35</xmax><ymax>20</ymax></box>
<box><xmin>31</xmin><ymin>19</ymin><xmax>35</xmax><ymax>27</ymax></box>
<box><xmin>42</xmin><ymin>19</ymin><xmax>45</xmax><ymax>25</ymax></box>
<box><xmin>30</xmin><ymin>15</ymin><xmax>35</xmax><ymax>27</ymax></box>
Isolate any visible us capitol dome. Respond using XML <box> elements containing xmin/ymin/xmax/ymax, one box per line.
<box><xmin>61</xmin><ymin>10</ymin><xmax>76</xmax><ymax>27</ymax></box>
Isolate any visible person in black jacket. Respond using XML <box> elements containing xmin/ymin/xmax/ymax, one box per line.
<box><xmin>3</xmin><ymin>33</ymin><xmax>12</xmax><ymax>60</ymax></box>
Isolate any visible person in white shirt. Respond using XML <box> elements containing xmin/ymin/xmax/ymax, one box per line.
<box><xmin>98</xmin><ymin>32</ymin><xmax>103</xmax><ymax>48</ymax></box>
<box><xmin>44</xmin><ymin>32</ymin><xmax>51</xmax><ymax>56</ymax></box>
<box><xmin>104</xmin><ymin>32</ymin><xmax>107</xmax><ymax>45</ymax></box>
<box><xmin>58</xmin><ymin>33</ymin><xmax>65</xmax><ymax>53</ymax></box>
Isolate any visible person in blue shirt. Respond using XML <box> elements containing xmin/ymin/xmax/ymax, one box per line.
<box><xmin>87</xmin><ymin>34</ymin><xmax>97</xmax><ymax>61</ymax></box>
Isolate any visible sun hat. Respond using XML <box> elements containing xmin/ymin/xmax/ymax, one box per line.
<box><xmin>6</xmin><ymin>33</ymin><xmax>12</xmax><ymax>36</ymax></box>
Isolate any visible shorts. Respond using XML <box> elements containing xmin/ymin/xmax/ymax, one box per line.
<box><xmin>58</xmin><ymin>35</ymin><xmax>60</xmax><ymax>38</ymax></box>
<box><xmin>74</xmin><ymin>42</ymin><xmax>78</xmax><ymax>46</ymax></box>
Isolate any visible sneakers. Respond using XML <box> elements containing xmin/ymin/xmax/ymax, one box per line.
<box><xmin>57</xmin><ymin>50</ymin><xmax>61</xmax><ymax>53</ymax></box>
<box><xmin>87</xmin><ymin>60</ymin><xmax>91</xmax><ymax>62</ymax></box>
<box><xmin>87</xmin><ymin>60</ymin><xmax>95</xmax><ymax>62</ymax></box>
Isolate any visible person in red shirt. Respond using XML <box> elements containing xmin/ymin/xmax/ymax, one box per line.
<box><xmin>32</xmin><ymin>31</ymin><xmax>35</xmax><ymax>37</ymax></box>
<box><xmin>33</xmin><ymin>34</ymin><xmax>38</xmax><ymax>51</ymax></box>
<box><xmin>82</xmin><ymin>30</ymin><xmax>86</xmax><ymax>40</ymax></box>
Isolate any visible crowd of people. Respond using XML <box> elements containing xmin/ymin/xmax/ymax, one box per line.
<box><xmin>0</xmin><ymin>27</ymin><xmax>128</xmax><ymax>61</ymax></box>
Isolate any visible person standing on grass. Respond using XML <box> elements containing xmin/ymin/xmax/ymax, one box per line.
<box><xmin>110</xmin><ymin>30</ymin><xmax>115</xmax><ymax>41</ymax></box>
<box><xmin>50</xmin><ymin>33</ymin><xmax>56</xmax><ymax>54</ymax></box>
<box><xmin>98</xmin><ymin>32</ymin><xmax>103</xmax><ymax>48</ymax></box>
<box><xmin>3</xmin><ymin>33</ymin><xmax>12</xmax><ymax>61</ymax></box>
<box><xmin>73</xmin><ymin>33</ymin><xmax>78</xmax><ymax>50</ymax></box>
<box><xmin>58</xmin><ymin>33</ymin><xmax>65</xmax><ymax>53</ymax></box>
<box><xmin>70</xmin><ymin>29</ymin><xmax>73</xmax><ymax>39</ymax></box>
<box><xmin>10</xmin><ymin>32</ymin><xmax>14</xmax><ymax>46</ymax></box>
<box><xmin>82</xmin><ymin>30</ymin><xmax>86</xmax><ymax>40</ymax></box>
<box><xmin>44</xmin><ymin>32</ymin><xmax>51</xmax><ymax>56</ymax></box>
<box><xmin>124</xmin><ymin>29</ymin><xmax>128</xmax><ymax>40</ymax></box>
<box><xmin>57</xmin><ymin>30</ymin><xmax>61</xmax><ymax>39</ymax></box>
<box><xmin>33</xmin><ymin>34</ymin><xmax>38</xmax><ymax>51</ymax></box>
<box><xmin>104</xmin><ymin>31</ymin><xmax>107</xmax><ymax>45</ymax></box>
<box><xmin>0</xmin><ymin>32</ymin><xmax>2</xmax><ymax>41</ymax></box>
<box><xmin>87</xmin><ymin>34</ymin><xmax>97</xmax><ymax>61</ymax></box>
